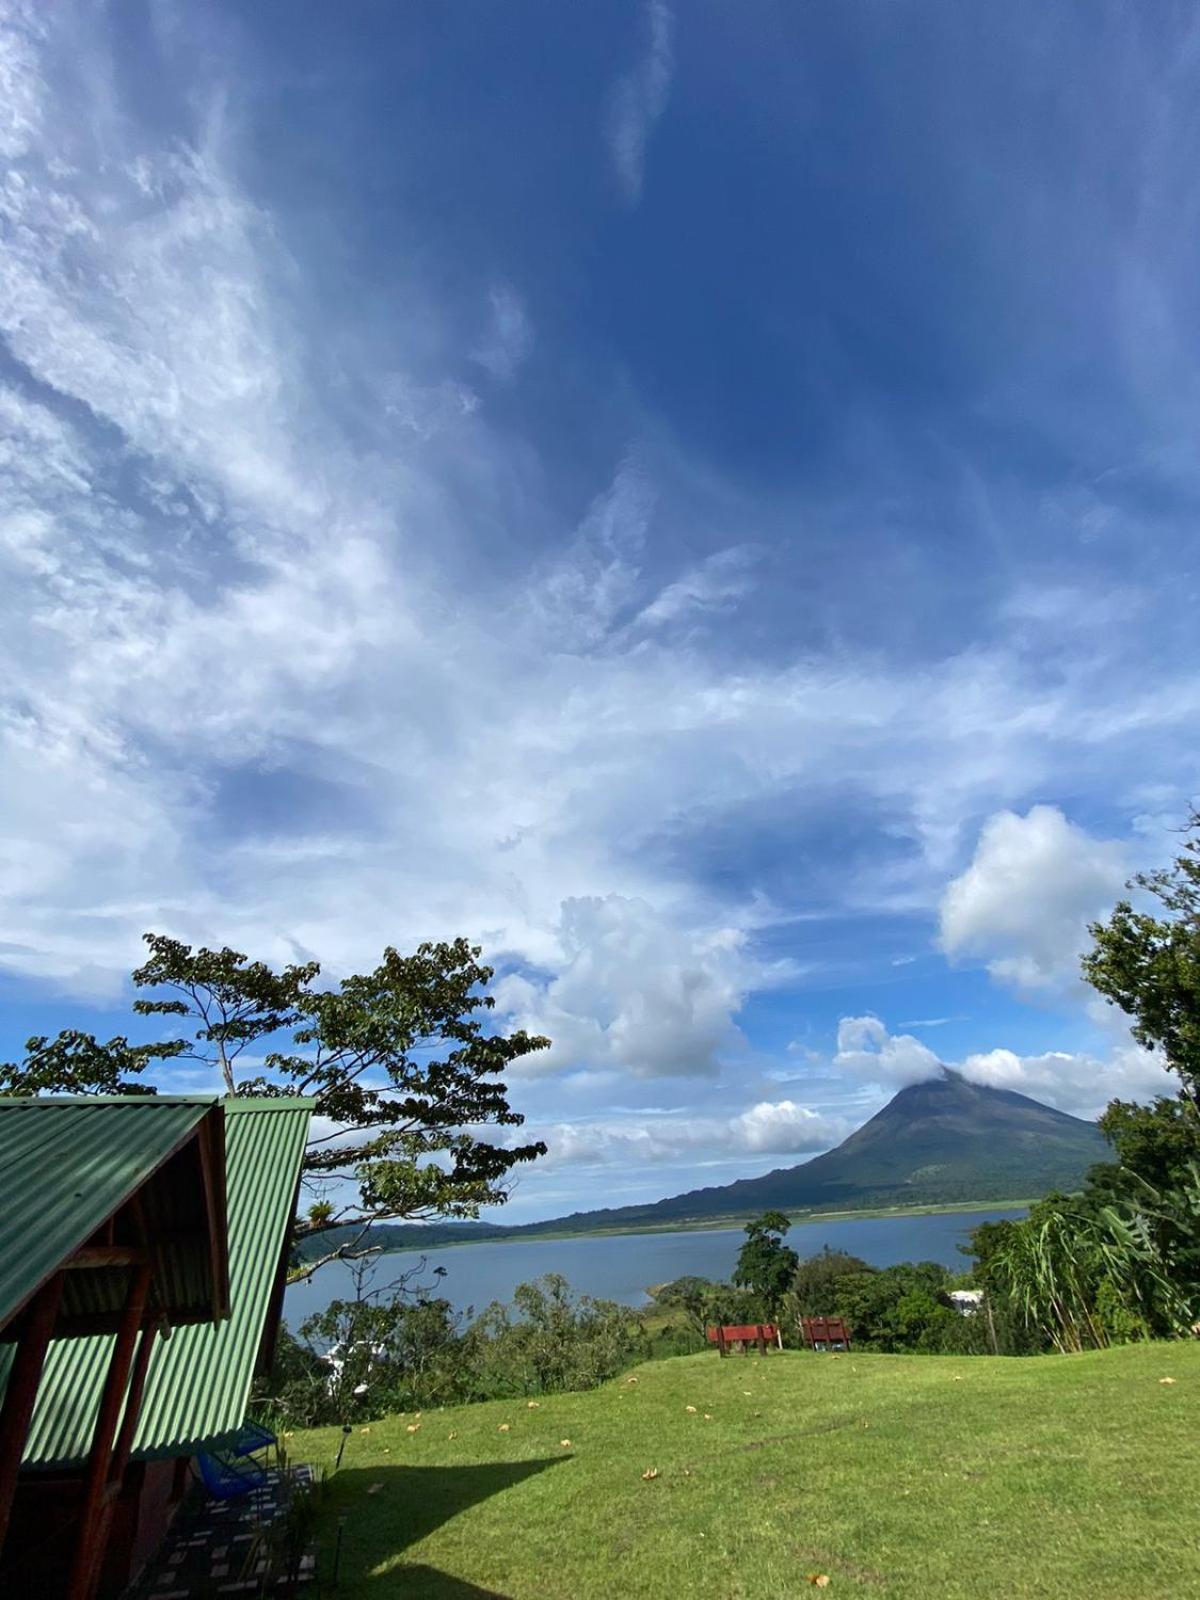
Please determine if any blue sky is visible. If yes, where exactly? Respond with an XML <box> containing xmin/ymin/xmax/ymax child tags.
<box><xmin>1</xmin><ymin>0</ymin><xmax>1196</xmax><ymax>1220</ymax></box>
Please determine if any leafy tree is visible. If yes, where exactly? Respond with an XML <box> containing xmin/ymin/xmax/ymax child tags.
<box><xmin>732</xmin><ymin>1210</ymin><xmax>799</xmax><ymax>1314</ymax></box>
<box><xmin>0</xmin><ymin>933</ymin><xmax>549</xmax><ymax>1272</ymax></box>
<box><xmin>461</xmin><ymin>1274</ymin><xmax>647</xmax><ymax>1399</ymax></box>
<box><xmin>1082</xmin><ymin>809</ymin><xmax>1200</xmax><ymax>1106</ymax></box>
<box><xmin>787</xmin><ymin>1246</ymin><xmax>872</xmax><ymax>1315</ymax></box>
<box><xmin>1092</xmin><ymin>1096</ymin><xmax>1200</xmax><ymax>1194</ymax></box>
<box><xmin>5</xmin><ymin>1029</ymin><xmax>172</xmax><ymax>1095</ymax></box>
<box><xmin>831</xmin><ymin>1261</ymin><xmax>958</xmax><ymax>1352</ymax></box>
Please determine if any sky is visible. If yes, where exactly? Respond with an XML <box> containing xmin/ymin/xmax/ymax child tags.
<box><xmin>1</xmin><ymin>0</ymin><xmax>1198</xmax><ymax>1222</ymax></box>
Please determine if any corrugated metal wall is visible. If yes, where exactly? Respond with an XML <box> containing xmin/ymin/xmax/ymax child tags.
<box><xmin>8</xmin><ymin>1099</ymin><xmax>312</xmax><ymax>1468</ymax></box>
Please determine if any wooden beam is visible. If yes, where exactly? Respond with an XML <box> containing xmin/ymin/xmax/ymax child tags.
<box><xmin>64</xmin><ymin>1263</ymin><xmax>152</xmax><ymax>1600</ymax></box>
<box><xmin>106</xmin><ymin>1315</ymin><xmax>161</xmax><ymax>1498</ymax></box>
<box><xmin>0</xmin><ymin>1272</ymin><xmax>64</xmax><ymax>1558</ymax></box>
<box><xmin>196</xmin><ymin>1104</ymin><xmax>230</xmax><ymax>1321</ymax></box>
<box><xmin>64</xmin><ymin>1246</ymin><xmax>151</xmax><ymax>1270</ymax></box>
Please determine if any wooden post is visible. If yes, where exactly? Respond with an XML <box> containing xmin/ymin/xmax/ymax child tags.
<box><xmin>757</xmin><ymin>1326</ymin><xmax>767</xmax><ymax>1355</ymax></box>
<box><xmin>110</xmin><ymin>1316</ymin><xmax>159</xmax><ymax>1472</ymax></box>
<box><xmin>65</xmin><ymin>1263</ymin><xmax>152</xmax><ymax>1600</ymax></box>
<box><xmin>716</xmin><ymin>1325</ymin><xmax>727</xmax><ymax>1357</ymax></box>
<box><xmin>0</xmin><ymin>1273</ymin><xmax>64</xmax><ymax>1558</ymax></box>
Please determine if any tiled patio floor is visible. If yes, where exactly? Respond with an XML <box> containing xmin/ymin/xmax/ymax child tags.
<box><xmin>129</xmin><ymin>1466</ymin><xmax>318</xmax><ymax>1598</ymax></box>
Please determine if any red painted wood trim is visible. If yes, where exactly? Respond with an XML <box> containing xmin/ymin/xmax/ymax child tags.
<box><xmin>64</xmin><ymin>1263</ymin><xmax>152</xmax><ymax>1600</ymax></box>
<box><xmin>0</xmin><ymin>1272</ymin><xmax>65</xmax><ymax>1558</ymax></box>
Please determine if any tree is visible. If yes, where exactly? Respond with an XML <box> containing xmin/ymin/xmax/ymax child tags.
<box><xmin>830</xmin><ymin>1261</ymin><xmax>958</xmax><ymax>1353</ymax></box>
<box><xmin>1082</xmin><ymin>809</ymin><xmax>1200</xmax><ymax>1106</ymax></box>
<box><xmin>732</xmin><ymin>1210</ymin><xmax>799</xmax><ymax>1314</ymax></box>
<box><xmin>787</xmin><ymin>1246</ymin><xmax>872</xmax><ymax>1315</ymax></box>
<box><xmin>0</xmin><ymin>933</ymin><xmax>549</xmax><ymax>1272</ymax></box>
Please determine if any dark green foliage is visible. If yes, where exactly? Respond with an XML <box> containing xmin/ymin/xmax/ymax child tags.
<box><xmin>1</xmin><ymin>932</ymin><xmax>549</xmax><ymax>1269</ymax></box>
<box><xmin>257</xmin><ymin>1273</ymin><xmax>650</xmax><ymax>1429</ymax></box>
<box><xmin>0</xmin><ymin>1029</ymin><xmax>177</xmax><ymax>1096</ymax></box>
<box><xmin>732</xmin><ymin>1211</ymin><xmax>799</xmax><ymax>1313</ymax></box>
<box><xmin>965</xmin><ymin>814</ymin><xmax>1200</xmax><ymax>1353</ymax></box>
<box><xmin>1083</xmin><ymin>809</ymin><xmax>1200</xmax><ymax>1104</ymax></box>
<box><xmin>1095</xmin><ymin>1095</ymin><xmax>1200</xmax><ymax>1193</ymax></box>
<box><xmin>785</xmin><ymin>1246</ymin><xmax>872</xmax><ymax>1315</ymax></box>
<box><xmin>646</xmin><ymin>1275</ymin><xmax>764</xmax><ymax>1340</ymax></box>
<box><xmin>461</xmin><ymin>1274</ymin><xmax>647</xmax><ymax>1400</ymax></box>
<box><xmin>251</xmin><ymin>1324</ymin><xmax>335</xmax><ymax>1431</ymax></box>
<box><xmin>827</xmin><ymin>1261</ymin><xmax>960</xmax><ymax>1353</ymax></box>
<box><xmin>648</xmin><ymin>1275</ymin><xmax>716</xmax><ymax>1309</ymax></box>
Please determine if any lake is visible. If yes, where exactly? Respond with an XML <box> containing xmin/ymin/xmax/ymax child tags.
<box><xmin>284</xmin><ymin>1206</ymin><xmax>1026</xmax><ymax>1327</ymax></box>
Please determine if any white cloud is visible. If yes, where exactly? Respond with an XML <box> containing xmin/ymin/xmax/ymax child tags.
<box><xmin>1</xmin><ymin>3</ymin><xmax>1199</xmax><ymax>1131</ymax></box>
<box><xmin>729</xmin><ymin>1099</ymin><xmax>846</xmax><ymax>1155</ymax></box>
<box><xmin>471</xmin><ymin>283</ymin><xmax>533</xmax><ymax>382</ymax></box>
<box><xmin>959</xmin><ymin>1042</ymin><xmax>1171</xmax><ymax>1120</ymax></box>
<box><xmin>524</xmin><ymin>1097</ymin><xmax>848</xmax><ymax>1170</ymax></box>
<box><xmin>827</xmin><ymin>1014</ymin><xmax>1171</xmax><ymax>1119</ymax></box>
<box><xmin>605</xmin><ymin>0</ymin><xmax>674</xmax><ymax>205</ymax></box>
<box><xmin>833</xmin><ymin>1015</ymin><xmax>942</xmax><ymax>1088</ymax></box>
<box><xmin>382</xmin><ymin>376</ymin><xmax>480</xmax><ymax>438</ymax></box>
<box><xmin>939</xmin><ymin>806</ymin><xmax>1128</xmax><ymax>992</ymax></box>
<box><xmin>631</xmin><ymin>546</ymin><xmax>757</xmax><ymax>632</ymax></box>
<box><xmin>495</xmin><ymin>895</ymin><xmax>751</xmax><ymax>1079</ymax></box>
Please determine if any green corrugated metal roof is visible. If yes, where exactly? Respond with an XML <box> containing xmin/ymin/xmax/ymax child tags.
<box><xmin>1</xmin><ymin>1098</ymin><xmax>313</xmax><ymax>1468</ymax></box>
<box><xmin>0</xmin><ymin>1097</ymin><xmax>218</xmax><ymax>1334</ymax></box>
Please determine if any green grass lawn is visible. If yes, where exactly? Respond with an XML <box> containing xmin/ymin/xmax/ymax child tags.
<box><xmin>293</xmin><ymin>1342</ymin><xmax>1200</xmax><ymax>1599</ymax></box>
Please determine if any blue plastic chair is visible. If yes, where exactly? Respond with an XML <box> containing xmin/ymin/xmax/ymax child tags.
<box><xmin>197</xmin><ymin>1447</ymin><xmax>268</xmax><ymax>1500</ymax></box>
<box><xmin>231</xmin><ymin>1419</ymin><xmax>278</xmax><ymax>1459</ymax></box>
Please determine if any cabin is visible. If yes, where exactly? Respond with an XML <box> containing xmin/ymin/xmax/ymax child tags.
<box><xmin>0</xmin><ymin>1094</ymin><xmax>312</xmax><ymax>1599</ymax></box>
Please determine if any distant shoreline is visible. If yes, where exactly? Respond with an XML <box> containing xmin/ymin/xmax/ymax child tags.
<box><xmin>359</xmin><ymin>1198</ymin><xmax>1034</xmax><ymax>1256</ymax></box>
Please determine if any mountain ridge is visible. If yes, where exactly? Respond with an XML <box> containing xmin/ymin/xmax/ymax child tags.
<box><xmin>294</xmin><ymin>1069</ymin><xmax>1110</xmax><ymax>1260</ymax></box>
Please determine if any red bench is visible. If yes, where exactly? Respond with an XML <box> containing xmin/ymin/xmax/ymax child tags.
<box><xmin>705</xmin><ymin>1322</ymin><xmax>780</xmax><ymax>1355</ymax></box>
<box><xmin>799</xmin><ymin>1315</ymin><xmax>851</xmax><ymax>1351</ymax></box>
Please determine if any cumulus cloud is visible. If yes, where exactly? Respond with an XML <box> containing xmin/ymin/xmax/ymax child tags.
<box><xmin>833</xmin><ymin>1015</ymin><xmax>942</xmax><ymax>1088</ymax></box>
<box><xmin>606</xmin><ymin>0</ymin><xmax>674</xmax><ymax>205</ymax></box>
<box><xmin>958</xmin><ymin>1042</ymin><xmax>1171</xmax><ymax>1120</ymax></box>
<box><xmin>729</xmin><ymin>1099</ymin><xmax>845</xmax><ymax>1154</ymax></box>
<box><xmin>827</xmin><ymin>1014</ymin><xmax>1170</xmax><ymax>1119</ymax></box>
<box><xmin>494</xmin><ymin>895</ymin><xmax>751</xmax><ymax>1079</ymax></box>
<box><xmin>939</xmin><ymin>806</ymin><xmax>1128</xmax><ymax>992</ymax></box>
<box><xmin>524</xmin><ymin>1098</ymin><xmax>848</xmax><ymax>1170</ymax></box>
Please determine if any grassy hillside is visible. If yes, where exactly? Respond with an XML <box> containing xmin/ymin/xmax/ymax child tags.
<box><xmin>293</xmin><ymin>1342</ymin><xmax>1200</xmax><ymax>1599</ymax></box>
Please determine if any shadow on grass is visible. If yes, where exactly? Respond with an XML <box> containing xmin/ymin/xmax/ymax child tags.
<box><xmin>324</xmin><ymin>1458</ymin><xmax>566</xmax><ymax>1598</ymax></box>
<box><xmin>369</xmin><ymin>1563</ymin><xmax>510</xmax><ymax>1599</ymax></box>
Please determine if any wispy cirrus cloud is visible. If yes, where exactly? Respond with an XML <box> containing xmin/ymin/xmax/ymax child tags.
<box><xmin>605</xmin><ymin>0</ymin><xmax>674</xmax><ymax>205</ymax></box>
<box><xmin>471</xmin><ymin>283</ymin><xmax>533</xmax><ymax>382</ymax></box>
<box><xmin>2</xmin><ymin>0</ymin><xmax>1200</xmax><ymax>1224</ymax></box>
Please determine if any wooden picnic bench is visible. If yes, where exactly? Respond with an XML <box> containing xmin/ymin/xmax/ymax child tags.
<box><xmin>705</xmin><ymin>1322</ymin><xmax>781</xmax><ymax>1355</ymax></box>
<box><xmin>799</xmin><ymin>1315</ymin><xmax>851</xmax><ymax>1351</ymax></box>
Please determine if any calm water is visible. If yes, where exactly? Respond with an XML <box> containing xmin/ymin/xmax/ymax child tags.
<box><xmin>284</xmin><ymin>1207</ymin><xmax>1026</xmax><ymax>1327</ymax></box>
